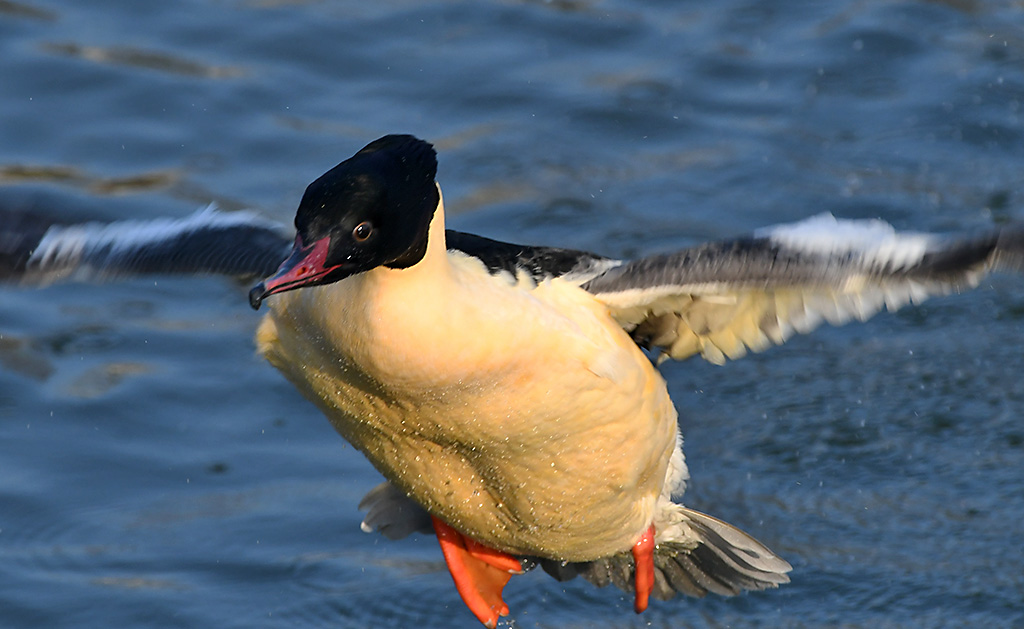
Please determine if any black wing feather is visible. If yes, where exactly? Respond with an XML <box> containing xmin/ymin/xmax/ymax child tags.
<box><xmin>445</xmin><ymin>229</ymin><xmax>617</xmax><ymax>283</ymax></box>
<box><xmin>0</xmin><ymin>205</ymin><xmax>291</xmax><ymax>286</ymax></box>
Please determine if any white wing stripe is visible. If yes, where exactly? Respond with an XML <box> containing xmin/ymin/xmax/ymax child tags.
<box><xmin>756</xmin><ymin>213</ymin><xmax>936</xmax><ymax>270</ymax></box>
<box><xmin>27</xmin><ymin>204</ymin><xmax>278</xmax><ymax>271</ymax></box>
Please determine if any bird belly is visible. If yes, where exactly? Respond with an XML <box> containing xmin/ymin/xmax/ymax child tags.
<box><xmin>255</xmin><ymin>266</ymin><xmax>678</xmax><ymax>561</ymax></box>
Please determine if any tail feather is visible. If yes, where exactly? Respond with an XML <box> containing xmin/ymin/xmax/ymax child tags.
<box><xmin>657</xmin><ymin>555</ymin><xmax>709</xmax><ymax>598</ymax></box>
<box><xmin>682</xmin><ymin>508</ymin><xmax>792</xmax><ymax>583</ymax></box>
<box><xmin>673</xmin><ymin>552</ymin><xmax>740</xmax><ymax>596</ymax></box>
<box><xmin>688</xmin><ymin>543</ymin><xmax>780</xmax><ymax>593</ymax></box>
<box><xmin>557</xmin><ymin>505</ymin><xmax>790</xmax><ymax>600</ymax></box>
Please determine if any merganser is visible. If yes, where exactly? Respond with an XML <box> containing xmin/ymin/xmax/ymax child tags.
<box><xmin>9</xmin><ymin>134</ymin><xmax>1024</xmax><ymax>627</ymax></box>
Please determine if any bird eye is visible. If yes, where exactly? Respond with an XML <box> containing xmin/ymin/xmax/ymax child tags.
<box><xmin>352</xmin><ymin>221</ymin><xmax>373</xmax><ymax>242</ymax></box>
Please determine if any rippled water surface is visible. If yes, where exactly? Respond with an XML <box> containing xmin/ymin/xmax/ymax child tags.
<box><xmin>2</xmin><ymin>1</ymin><xmax>1024</xmax><ymax>627</ymax></box>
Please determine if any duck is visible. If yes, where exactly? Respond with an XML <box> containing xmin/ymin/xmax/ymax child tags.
<box><xmin>246</xmin><ymin>134</ymin><xmax>792</xmax><ymax>626</ymax></box>
<box><xmin>9</xmin><ymin>133</ymin><xmax>1024</xmax><ymax>627</ymax></box>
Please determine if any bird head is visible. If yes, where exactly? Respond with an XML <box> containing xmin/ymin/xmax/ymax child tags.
<box><xmin>249</xmin><ymin>134</ymin><xmax>438</xmax><ymax>310</ymax></box>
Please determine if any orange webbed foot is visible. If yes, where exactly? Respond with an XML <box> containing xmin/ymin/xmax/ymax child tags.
<box><xmin>464</xmin><ymin>535</ymin><xmax>526</xmax><ymax>575</ymax></box>
<box><xmin>431</xmin><ymin>515</ymin><xmax>521</xmax><ymax>628</ymax></box>
<box><xmin>632</xmin><ymin>524</ymin><xmax>656</xmax><ymax>614</ymax></box>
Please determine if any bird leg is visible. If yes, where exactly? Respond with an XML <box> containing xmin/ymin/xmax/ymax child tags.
<box><xmin>632</xmin><ymin>524</ymin><xmax>656</xmax><ymax>613</ymax></box>
<box><xmin>431</xmin><ymin>515</ymin><xmax>523</xmax><ymax>628</ymax></box>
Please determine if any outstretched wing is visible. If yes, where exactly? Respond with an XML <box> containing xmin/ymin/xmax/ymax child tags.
<box><xmin>582</xmin><ymin>214</ymin><xmax>1024</xmax><ymax>364</ymax></box>
<box><xmin>1</xmin><ymin>205</ymin><xmax>291</xmax><ymax>286</ymax></box>
<box><xmin>7</xmin><ymin>204</ymin><xmax>1022</xmax><ymax>366</ymax></box>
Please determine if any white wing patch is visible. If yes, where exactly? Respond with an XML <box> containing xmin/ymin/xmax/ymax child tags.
<box><xmin>27</xmin><ymin>204</ymin><xmax>278</xmax><ymax>275</ymax></box>
<box><xmin>757</xmin><ymin>213</ymin><xmax>935</xmax><ymax>270</ymax></box>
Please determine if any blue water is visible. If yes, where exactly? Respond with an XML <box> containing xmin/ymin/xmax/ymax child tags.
<box><xmin>2</xmin><ymin>1</ymin><xmax>1023</xmax><ymax>627</ymax></box>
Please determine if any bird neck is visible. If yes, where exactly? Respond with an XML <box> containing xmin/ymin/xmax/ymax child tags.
<box><xmin>419</xmin><ymin>183</ymin><xmax>449</xmax><ymax>270</ymax></box>
<box><xmin>364</xmin><ymin>183</ymin><xmax>450</xmax><ymax>289</ymax></box>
